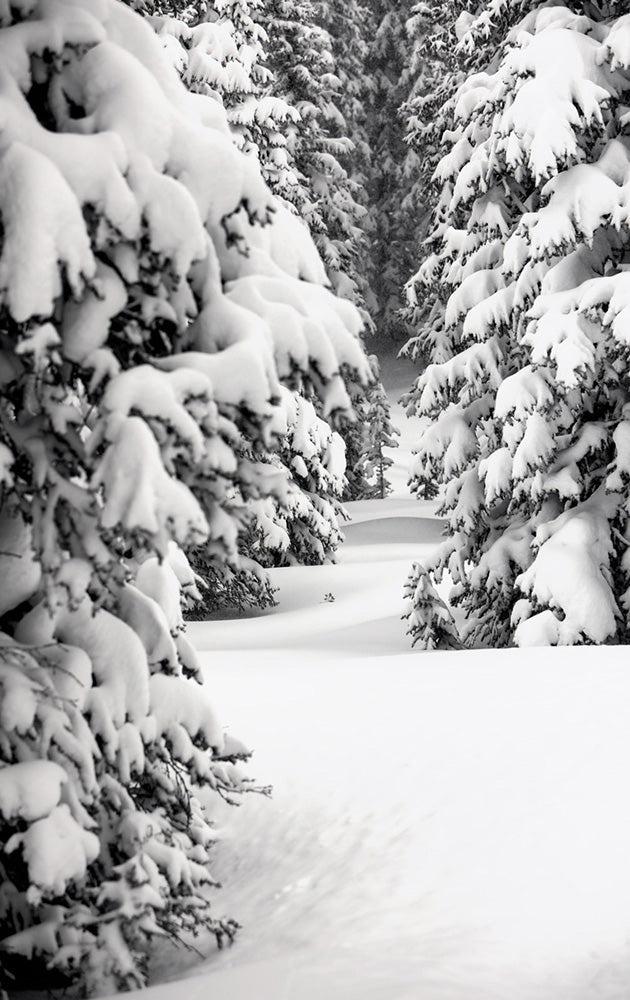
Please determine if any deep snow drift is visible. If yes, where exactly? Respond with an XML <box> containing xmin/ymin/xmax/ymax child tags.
<box><xmin>120</xmin><ymin>349</ymin><xmax>630</xmax><ymax>1000</ymax></box>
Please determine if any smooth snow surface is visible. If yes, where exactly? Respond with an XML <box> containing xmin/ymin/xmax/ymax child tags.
<box><xmin>130</xmin><ymin>349</ymin><xmax>630</xmax><ymax>999</ymax></box>
<box><xmin>159</xmin><ymin>647</ymin><xmax>630</xmax><ymax>1000</ymax></box>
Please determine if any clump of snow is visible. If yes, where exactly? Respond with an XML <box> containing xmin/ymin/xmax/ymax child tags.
<box><xmin>514</xmin><ymin>495</ymin><xmax>619</xmax><ymax>646</ymax></box>
<box><xmin>0</xmin><ymin>142</ymin><xmax>95</xmax><ymax>322</ymax></box>
<box><xmin>91</xmin><ymin>415</ymin><xmax>209</xmax><ymax>546</ymax></box>
<box><xmin>0</xmin><ymin>761</ymin><xmax>67</xmax><ymax>823</ymax></box>
<box><xmin>0</xmin><ymin>512</ymin><xmax>41</xmax><ymax>616</ymax></box>
<box><xmin>6</xmin><ymin>805</ymin><xmax>100</xmax><ymax>897</ymax></box>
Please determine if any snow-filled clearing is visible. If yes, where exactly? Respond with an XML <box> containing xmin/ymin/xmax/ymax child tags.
<box><xmin>138</xmin><ymin>348</ymin><xmax>630</xmax><ymax>1000</ymax></box>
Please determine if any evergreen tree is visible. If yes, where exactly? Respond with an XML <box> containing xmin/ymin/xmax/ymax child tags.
<box><xmin>145</xmin><ymin>0</ymin><xmax>380</xmax><ymax>594</ymax></box>
<box><xmin>406</xmin><ymin>0</ymin><xmax>630</xmax><ymax>647</ymax></box>
<box><xmin>403</xmin><ymin>562</ymin><xmax>463</xmax><ymax>649</ymax></box>
<box><xmin>367</xmin><ymin>376</ymin><xmax>400</xmax><ymax>500</ymax></box>
<box><xmin>311</xmin><ymin>0</ymin><xmax>374</xmax><ymax>316</ymax></box>
<box><xmin>0</xmin><ymin>0</ymin><xmax>370</xmax><ymax>990</ymax></box>
<box><xmin>363</xmin><ymin>0</ymin><xmax>420</xmax><ymax>345</ymax></box>
<box><xmin>155</xmin><ymin>0</ymin><xmax>396</xmax><ymax>508</ymax></box>
<box><xmin>343</xmin><ymin>356</ymin><xmax>399</xmax><ymax>500</ymax></box>
<box><xmin>259</xmin><ymin>0</ymin><xmax>366</xmax><ymax>309</ymax></box>
<box><xmin>400</xmin><ymin>1</ymin><xmax>467</xmax><ymax>367</ymax></box>
<box><xmin>153</xmin><ymin>0</ymin><xmax>301</xmax><ymax>198</ymax></box>
<box><xmin>309</xmin><ymin>0</ymin><xmax>400</xmax><ymax>501</ymax></box>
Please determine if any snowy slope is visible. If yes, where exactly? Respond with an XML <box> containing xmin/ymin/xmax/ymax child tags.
<box><xmin>191</xmin><ymin>496</ymin><xmax>442</xmax><ymax>658</ymax></box>
<box><xmin>154</xmin><ymin>646</ymin><xmax>630</xmax><ymax>1000</ymax></box>
<box><xmin>132</xmin><ymin>348</ymin><xmax>630</xmax><ymax>1000</ymax></box>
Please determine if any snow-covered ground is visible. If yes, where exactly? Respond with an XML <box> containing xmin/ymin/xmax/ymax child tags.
<box><xmin>134</xmin><ymin>348</ymin><xmax>630</xmax><ymax>999</ymax></box>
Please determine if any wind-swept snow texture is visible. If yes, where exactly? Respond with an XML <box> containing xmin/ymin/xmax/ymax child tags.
<box><xmin>94</xmin><ymin>350</ymin><xmax>630</xmax><ymax>1000</ymax></box>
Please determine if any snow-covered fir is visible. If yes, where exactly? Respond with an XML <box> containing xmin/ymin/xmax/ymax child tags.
<box><xmin>0</xmin><ymin>0</ymin><xmax>372</xmax><ymax>989</ymax></box>
<box><xmin>406</xmin><ymin>0</ymin><xmax>630</xmax><ymax>648</ymax></box>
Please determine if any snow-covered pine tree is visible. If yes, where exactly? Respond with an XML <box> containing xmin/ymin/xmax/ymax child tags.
<box><xmin>153</xmin><ymin>0</ymin><xmax>396</xmax><ymax>509</ymax></box>
<box><xmin>363</xmin><ymin>0</ymin><xmax>420</xmax><ymax>345</ymax></box>
<box><xmin>309</xmin><ymin>0</ymin><xmax>374</xmax><ymax>316</ymax></box>
<box><xmin>164</xmin><ymin>0</ymin><xmax>371</xmax><ymax>313</ymax></box>
<box><xmin>343</xmin><ymin>356</ymin><xmax>399</xmax><ymax>500</ymax></box>
<box><xmin>305</xmin><ymin>0</ymin><xmax>401</xmax><ymax>502</ymax></box>
<box><xmin>406</xmin><ymin>1</ymin><xmax>630</xmax><ymax>648</ymax></box>
<box><xmin>145</xmin><ymin>0</ymin><xmax>380</xmax><ymax>592</ymax></box>
<box><xmin>400</xmin><ymin>1</ymin><xmax>467</xmax><ymax>368</ymax></box>
<box><xmin>365</xmin><ymin>371</ymin><xmax>400</xmax><ymax>501</ymax></box>
<box><xmin>262</xmin><ymin>0</ymin><xmax>361</xmax><ymax>300</ymax></box>
<box><xmin>151</xmin><ymin>0</ymin><xmax>302</xmax><ymax>200</ymax></box>
<box><xmin>403</xmin><ymin>562</ymin><xmax>463</xmax><ymax>649</ymax></box>
<box><xmin>0</xmin><ymin>0</ymin><xmax>370</xmax><ymax>990</ymax></box>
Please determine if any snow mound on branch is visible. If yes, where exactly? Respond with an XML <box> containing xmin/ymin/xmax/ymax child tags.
<box><xmin>514</xmin><ymin>496</ymin><xmax>619</xmax><ymax>646</ymax></box>
<box><xmin>6</xmin><ymin>805</ymin><xmax>100</xmax><ymax>897</ymax></box>
<box><xmin>0</xmin><ymin>141</ymin><xmax>95</xmax><ymax>322</ymax></box>
<box><xmin>0</xmin><ymin>761</ymin><xmax>67</xmax><ymax>824</ymax></box>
